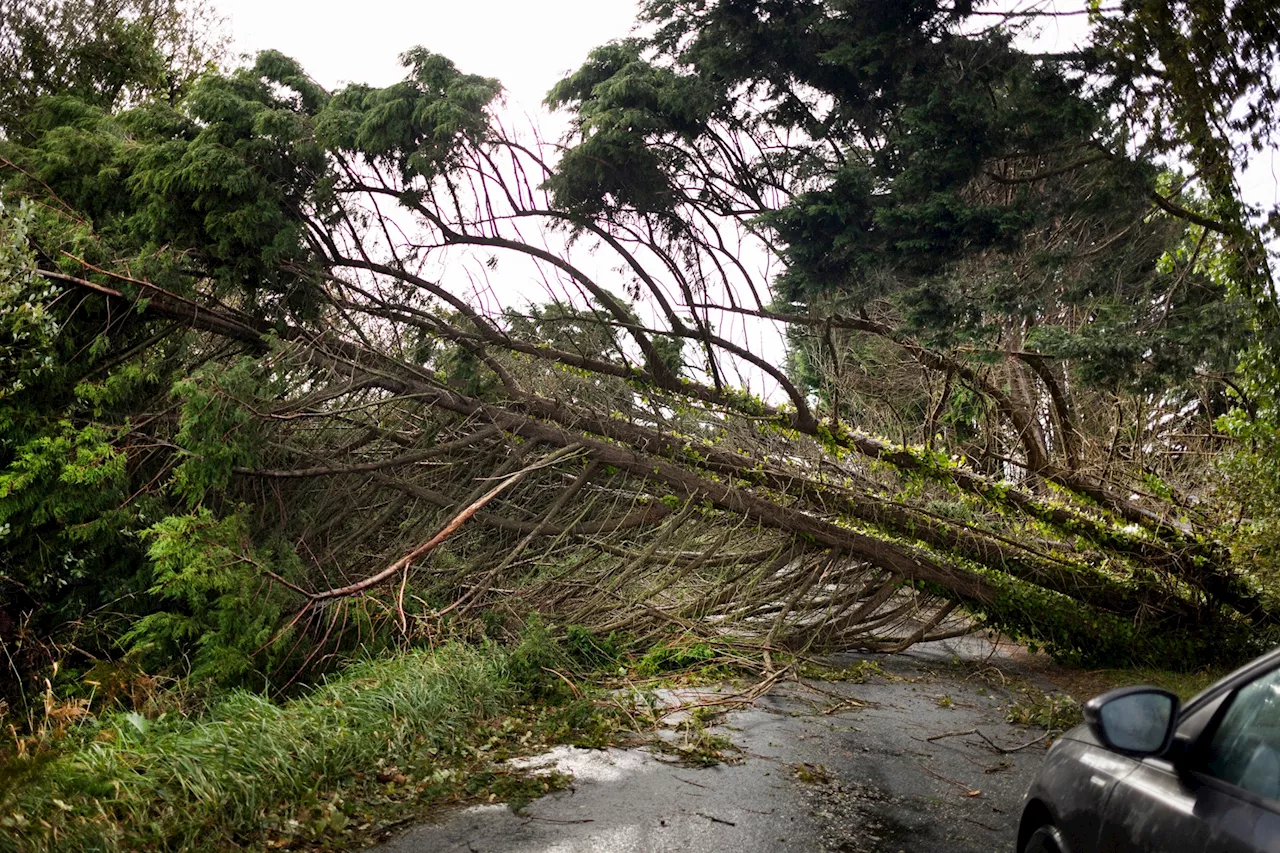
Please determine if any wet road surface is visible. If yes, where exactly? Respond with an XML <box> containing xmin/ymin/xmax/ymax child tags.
<box><xmin>375</xmin><ymin>637</ymin><xmax>1059</xmax><ymax>852</ymax></box>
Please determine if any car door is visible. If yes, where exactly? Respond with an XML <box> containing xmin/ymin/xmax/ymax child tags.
<box><xmin>1187</xmin><ymin>664</ymin><xmax>1280</xmax><ymax>853</ymax></box>
<box><xmin>1030</xmin><ymin>734</ymin><xmax>1144</xmax><ymax>852</ymax></box>
<box><xmin>1097</xmin><ymin>660</ymin><xmax>1280</xmax><ymax>853</ymax></box>
<box><xmin>1095</xmin><ymin>747</ymin><xmax>1211</xmax><ymax>852</ymax></box>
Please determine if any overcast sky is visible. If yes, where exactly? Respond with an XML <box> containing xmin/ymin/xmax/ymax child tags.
<box><xmin>213</xmin><ymin>0</ymin><xmax>641</xmax><ymax>114</ymax></box>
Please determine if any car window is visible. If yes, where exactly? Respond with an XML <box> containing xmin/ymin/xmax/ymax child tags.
<box><xmin>1204</xmin><ymin>666</ymin><xmax>1280</xmax><ymax>802</ymax></box>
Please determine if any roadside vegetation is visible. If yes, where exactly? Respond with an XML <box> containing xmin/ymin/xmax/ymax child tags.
<box><xmin>0</xmin><ymin>623</ymin><xmax>763</xmax><ymax>853</ymax></box>
<box><xmin>2</xmin><ymin>632</ymin><xmax>575</xmax><ymax>851</ymax></box>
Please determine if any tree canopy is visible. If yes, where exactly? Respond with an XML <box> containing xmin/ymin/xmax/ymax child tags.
<box><xmin>3</xmin><ymin>0</ymin><xmax>1280</xmax><ymax>712</ymax></box>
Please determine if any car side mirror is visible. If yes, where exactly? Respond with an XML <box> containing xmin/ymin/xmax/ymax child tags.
<box><xmin>1084</xmin><ymin>686</ymin><xmax>1180</xmax><ymax>757</ymax></box>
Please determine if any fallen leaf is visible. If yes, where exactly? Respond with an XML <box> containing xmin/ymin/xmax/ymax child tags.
<box><xmin>376</xmin><ymin>766</ymin><xmax>406</xmax><ymax>784</ymax></box>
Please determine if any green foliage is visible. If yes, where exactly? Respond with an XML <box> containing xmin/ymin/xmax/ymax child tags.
<box><xmin>654</xmin><ymin>717</ymin><xmax>739</xmax><ymax>767</ymax></box>
<box><xmin>318</xmin><ymin>48</ymin><xmax>500</xmax><ymax>181</ymax></box>
<box><xmin>0</xmin><ymin>201</ymin><xmax>59</xmax><ymax>398</ymax></box>
<box><xmin>1218</xmin><ymin>410</ymin><xmax>1280</xmax><ymax>584</ymax></box>
<box><xmin>0</xmin><ymin>414</ymin><xmax>139</xmax><ymax>628</ymax></box>
<box><xmin>122</xmin><ymin>508</ymin><xmax>300</xmax><ymax>688</ymax></box>
<box><xmin>799</xmin><ymin>658</ymin><xmax>886</xmax><ymax>683</ymax></box>
<box><xmin>1005</xmin><ymin>689</ymin><xmax>1082</xmax><ymax>731</ymax></box>
<box><xmin>8</xmin><ymin>54</ymin><xmax>328</xmax><ymax>317</ymax></box>
<box><xmin>974</xmin><ymin>564</ymin><xmax>1260</xmax><ymax>670</ymax></box>
<box><xmin>0</xmin><ymin>204</ymin><xmax>183</xmax><ymax>697</ymax></box>
<box><xmin>545</xmin><ymin>39</ymin><xmax>713</xmax><ymax>216</ymax></box>
<box><xmin>635</xmin><ymin>640</ymin><xmax>715</xmax><ymax>676</ymax></box>
<box><xmin>564</xmin><ymin>625</ymin><xmax>626</xmax><ymax>668</ymax></box>
<box><xmin>0</xmin><ymin>0</ymin><xmax>226</xmax><ymax>143</ymax></box>
<box><xmin>501</xmin><ymin>617</ymin><xmax>575</xmax><ymax>701</ymax></box>
<box><xmin>1090</xmin><ymin>0</ymin><xmax>1280</xmax><ymax>214</ymax></box>
<box><xmin>168</xmin><ymin>359</ymin><xmax>270</xmax><ymax>507</ymax></box>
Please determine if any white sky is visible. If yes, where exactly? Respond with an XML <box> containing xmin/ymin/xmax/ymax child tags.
<box><xmin>213</xmin><ymin>0</ymin><xmax>642</xmax><ymax>114</ymax></box>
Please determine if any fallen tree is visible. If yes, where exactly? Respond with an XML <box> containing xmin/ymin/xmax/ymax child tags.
<box><xmin>4</xmin><ymin>0</ymin><xmax>1280</xmax><ymax>705</ymax></box>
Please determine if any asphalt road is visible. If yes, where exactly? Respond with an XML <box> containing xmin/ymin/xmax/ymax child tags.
<box><xmin>374</xmin><ymin>637</ymin><xmax>1058</xmax><ymax>852</ymax></box>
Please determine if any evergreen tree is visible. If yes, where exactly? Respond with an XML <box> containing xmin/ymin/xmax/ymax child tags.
<box><xmin>5</xmin><ymin>0</ymin><xmax>1280</xmax><ymax>716</ymax></box>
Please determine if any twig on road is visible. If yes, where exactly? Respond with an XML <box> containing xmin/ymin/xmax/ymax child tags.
<box><xmin>927</xmin><ymin>727</ymin><xmax>978</xmax><ymax>742</ymax></box>
<box><xmin>920</xmin><ymin>762</ymin><xmax>979</xmax><ymax>795</ymax></box>
<box><xmin>822</xmin><ymin>697</ymin><xmax>870</xmax><ymax>715</ymax></box>
<box><xmin>976</xmin><ymin>729</ymin><xmax>1053</xmax><ymax>753</ymax></box>
<box><xmin>924</xmin><ymin>726</ymin><xmax>1053</xmax><ymax>753</ymax></box>
<box><xmin>696</xmin><ymin>812</ymin><xmax>737</xmax><ymax>826</ymax></box>
<box><xmin>675</xmin><ymin>776</ymin><xmax>709</xmax><ymax>788</ymax></box>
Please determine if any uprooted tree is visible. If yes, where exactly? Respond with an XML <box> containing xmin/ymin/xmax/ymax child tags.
<box><xmin>4</xmin><ymin>0</ymin><xmax>1280</xmax><ymax>703</ymax></box>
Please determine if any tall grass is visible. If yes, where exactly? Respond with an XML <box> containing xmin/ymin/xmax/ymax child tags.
<box><xmin>0</xmin><ymin>644</ymin><xmax>534</xmax><ymax>852</ymax></box>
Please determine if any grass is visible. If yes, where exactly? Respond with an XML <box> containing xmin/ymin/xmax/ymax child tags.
<box><xmin>1019</xmin><ymin>659</ymin><xmax>1234</xmax><ymax>710</ymax></box>
<box><xmin>0</xmin><ymin>626</ymin><xmax>766</xmax><ymax>852</ymax></box>
<box><xmin>1085</xmin><ymin>666</ymin><xmax>1231</xmax><ymax>701</ymax></box>
<box><xmin>0</xmin><ymin>639</ymin><xmax>616</xmax><ymax>853</ymax></box>
<box><xmin>999</xmin><ymin>664</ymin><xmax>1234</xmax><ymax>734</ymax></box>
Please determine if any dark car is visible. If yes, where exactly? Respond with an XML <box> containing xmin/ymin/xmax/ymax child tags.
<box><xmin>1017</xmin><ymin>646</ymin><xmax>1280</xmax><ymax>852</ymax></box>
